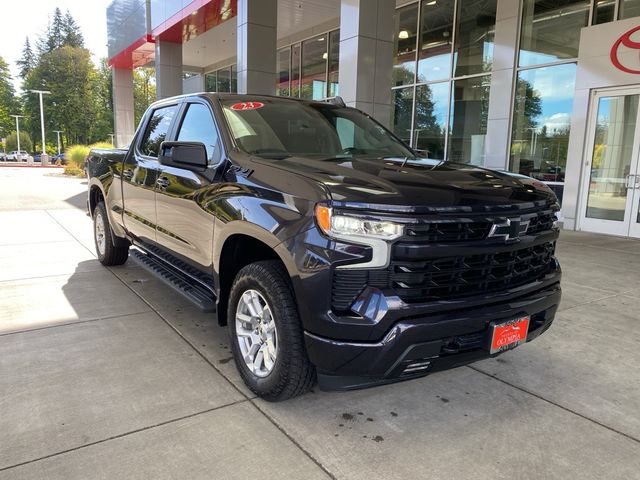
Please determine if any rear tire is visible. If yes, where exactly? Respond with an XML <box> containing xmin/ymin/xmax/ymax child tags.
<box><xmin>93</xmin><ymin>201</ymin><xmax>129</xmax><ymax>266</ymax></box>
<box><xmin>228</xmin><ymin>260</ymin><xmax>315</xmax><ymax>401</ymax></box>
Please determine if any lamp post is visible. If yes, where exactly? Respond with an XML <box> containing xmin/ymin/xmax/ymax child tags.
<box><xmin>10</xmin><ymin>115</ymin><xmax>24</xmax><ymax>159</ymax></box>
<box><xmin>29</xmin><ymin>90</ymin><xmax>51</xmax><ymax>163</ymax></box>
<box><xmin>53</xmin><ymin>130</ymin><xmax>63</xmax><ymax>156</ymax></box>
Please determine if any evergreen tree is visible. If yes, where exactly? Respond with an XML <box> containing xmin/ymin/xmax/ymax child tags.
<box><xmin>62</xmin><ymin>10</ymin><xmax>84</xmax><ymax>48</ymax></box>
<box><xmin>36</xmin><ymin>8</ymin><xmax>64</xmax><ymax>54</ymax></box>
<box><xmin>16</xmin><ymin>38</ymin><xmax>36</xmax><ymax>79</ymax></box>
<box><xmin>27</xmin><ymin>46</ymin><xmax>96</xmax><ymax>145</ymax></box>
<box><xmin>48</xmin><ymin>8</ymin><xmax>65</xmax><ymax>51</ymax></box>
<box><xmin>23</xmin><ymin>8</ymin><xmax>95</xmax><ymax>146</ymax></box>
<box><xmin>0</xmin><ymin>56</ymin><xmax>20</xmax><ymax>135</ymax></box>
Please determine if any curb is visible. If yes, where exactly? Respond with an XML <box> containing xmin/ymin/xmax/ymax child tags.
<box><xmin>0</xmin><ymin>163</ymin><xmax>64</xmax><ymax>169</ymax></box>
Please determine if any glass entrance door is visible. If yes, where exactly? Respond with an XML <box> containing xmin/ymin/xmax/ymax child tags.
<box><xmin>580</xmin><ymin>88</ymin><xmax>640</xmax><ymax>238</ymax></box>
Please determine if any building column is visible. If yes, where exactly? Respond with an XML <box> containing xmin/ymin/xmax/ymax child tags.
<box><xmin>236</xmin><ymin>0</ymin><xmax>277</xmax><ymax>95</ymax></box>
<box><xmin>112</xmin><ymin>68</ymin><xmax>135</xmax><ymax>148</ymax></box>
<box><xmin>155</xmin><ymin>40</ymin><xmax>183</xmax><ymax>99</ymax></box>
<box><xmin>338</xmin><ymin>0</ymin><xmax>394</xmax><ymax>124</ymax></box>
<box><xmin>483</xmin><ymin>0</ymin><xmax>521</xmax><ymax>170</ymax></box>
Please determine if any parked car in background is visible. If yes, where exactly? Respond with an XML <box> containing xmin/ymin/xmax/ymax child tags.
<box><xmin>53</xmin><ymin>153</ymin><xmax>67</xmax><ymax>165</ymax></box>
<box><xmin>7</xmin><ymin>151</ymin><xmax>29</xmax><ymax>161</ymax></box>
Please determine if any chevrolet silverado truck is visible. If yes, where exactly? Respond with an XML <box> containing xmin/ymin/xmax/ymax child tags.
<box><xmin>86</xmin><ymin>93</ymin><xmax>561</xmax><ymax>401</ymax></box>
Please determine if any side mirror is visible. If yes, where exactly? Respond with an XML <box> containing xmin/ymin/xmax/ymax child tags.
<box><xmin>159</xmin><ymin>141</ymin><xmax>208</xmax><ymax>169</ymax></box>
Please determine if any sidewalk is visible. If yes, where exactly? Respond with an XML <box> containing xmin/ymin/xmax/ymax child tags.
<box><xmin>0</xmin><ymin>167</ymin><xmax>638</xmax><ymax>479</ymax></box>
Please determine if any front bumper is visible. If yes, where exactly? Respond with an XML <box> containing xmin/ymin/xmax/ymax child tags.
<box><xmin>305</xmin><ymin>282</ymin><xmax>561</xmax><ymax>391</ymax></box>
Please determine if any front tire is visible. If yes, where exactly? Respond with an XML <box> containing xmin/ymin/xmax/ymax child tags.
<box><xmin>228</xmin><ymin>260</ymin><xmax>315</xmax><ymax>401</ymax></box>
<box><xmin>93</xmin><ymin>201</ymin><xmax>129</xmax><ymax>266</ymax></box>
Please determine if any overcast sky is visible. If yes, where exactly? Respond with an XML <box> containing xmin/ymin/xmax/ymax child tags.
<box><xmin>3</xmin><ymin>0</ymin><xmax>112</xmax><ymax>91</ymax></box>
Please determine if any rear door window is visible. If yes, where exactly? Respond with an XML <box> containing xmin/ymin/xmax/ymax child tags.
<box><xmin>139</xmin><ymin>105</ymin><xmax>178</xmax><ymax>157</ymax></box>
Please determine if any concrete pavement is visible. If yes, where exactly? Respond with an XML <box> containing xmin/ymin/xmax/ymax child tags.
<box><xmin>0</xmin><ymin>167</ymin><xmax>638</xmax><ymax>479</ymax></box>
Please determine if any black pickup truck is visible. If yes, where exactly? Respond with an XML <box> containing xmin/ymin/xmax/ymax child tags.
<box><xmin>86</xmin><ymin>93</ymin><xmax>561</xmax><ymax>401</ymax></box>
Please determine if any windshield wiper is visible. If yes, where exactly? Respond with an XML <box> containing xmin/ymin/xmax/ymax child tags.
<box><xmin>249</xmin><ymin>148</ymin><xmax>292</xmax><ymax>160</ymax></box>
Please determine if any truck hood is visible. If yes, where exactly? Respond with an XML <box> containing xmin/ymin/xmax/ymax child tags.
<box><xmin>263</xmin><ymin>156</ymin><xmax>557</xmax><ymax>213</ymax></box>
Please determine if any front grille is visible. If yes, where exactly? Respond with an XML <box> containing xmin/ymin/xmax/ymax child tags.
<box><xmin>525</xmin><ymin>210</ymin><xmax>556</xmax><ymax>235</ymax></box>
<box><xmin>391</xmin><ymin>242</ymin><xmax>555</xmax><ymax>302</ymax></box>
<box><xmin>400</xmin><ymin>209</ymin><xmax>557</xmax><ymax>244</ymax></box>
<box><xmin>331</xmin><ymin>242</ymin><xmax>556</xmax><ymax>310</ymax></box>
<box><xmin>405</xmin><ymin>221</ymin><xmax>491</xmax><ymax>242</ymax></box>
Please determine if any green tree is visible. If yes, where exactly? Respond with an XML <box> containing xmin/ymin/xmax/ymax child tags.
<box><xmin>16</xmin><ymin>38</ymin><xmax>36</xmax><ymax>79</ymax></box>
<box><xmin>0</xmin><ymin>56</ymin><xmax>20</xmax><ymax>135</ymax></box>
<box><xmin>6</xmin><ymin>131</ymin><xmax>33</xmax><ymax>153</ymax></box>
<box><xmin>510</xmin><ymin>78</ymin><xmax>544</xmax><ymax>174</ymax></box>
<box><xmin>24</xmin><ymin>46</ymin><xmax>96</xmax><ymax>145</ymax></box>
<box><xmin>36</xmin><ymin>7</ymin><xmax>64</xmax><ymax>54</ymax></box>
<box><xmin>414</xmin><ymin>85</ymin><xmax>445</xmax><ymax>158</ymax></box>
<box><xmin>90</xmin><ymin>59</ymin><xmax>114</xmax><ymax>143</ymax></box>
<box><xmin>512</xmin><ymin>78</ymin><xmax>543</xmax><ymax>139</ymax></box>
<box><xmin>134</xmin><ymin>67</ymin><xmax>156</xmax><ymax>126</ymax></box>
<box><xmin>62</xmin><ymin>10</ymin><xmax>84</xmax><ymax>48</ymax></box>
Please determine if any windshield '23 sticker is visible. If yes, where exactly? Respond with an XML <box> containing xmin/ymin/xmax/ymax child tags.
<box><xmin>230</xmin><ymin>102</ymin><xmax>265</xmax><ymax>111</ymax></box>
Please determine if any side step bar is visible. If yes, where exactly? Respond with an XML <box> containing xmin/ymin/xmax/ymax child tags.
<box><xmin>130</xmin><ymin>249</ymin><xmax>216</xmax><ymax>313</ymax></box>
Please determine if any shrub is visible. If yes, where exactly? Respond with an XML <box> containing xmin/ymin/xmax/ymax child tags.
<box><xmin>90</xmin><ymin>141</ymin><xmax>114</xmax><ymax>150</ymax></box>
<box><xmin>65</xmin><ymin>144</ymin><xmax>90</xmax><ymax>168</ymax></box>
<box><xmin>64</xmin><ymin>165</ymin><xmax>85</xmax><ymax>177</ymax></box>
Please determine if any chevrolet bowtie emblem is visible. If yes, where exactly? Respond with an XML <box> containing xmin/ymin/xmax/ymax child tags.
<box><xmin>488</xmin><ymin>218</ymin><xmax>530</xmax><ymax>241</ymax></box>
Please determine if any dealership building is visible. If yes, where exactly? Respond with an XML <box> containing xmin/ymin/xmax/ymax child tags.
<box><xmin>107</xmin><ymin>0</ymin><xmax>640</xmax><ymax>238</ymax></box>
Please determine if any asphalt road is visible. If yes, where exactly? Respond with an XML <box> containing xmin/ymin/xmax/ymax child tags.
<box><xmin>1</xmin><ymin>166</ymin><xmax>639</xmax><ymax>479</ymax></box>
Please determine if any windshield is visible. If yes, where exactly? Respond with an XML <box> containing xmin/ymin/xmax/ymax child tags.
<box><xmin>220</xmin><ymin>98</ymin><xmax>415</xmax><ymax>160</ymax></box>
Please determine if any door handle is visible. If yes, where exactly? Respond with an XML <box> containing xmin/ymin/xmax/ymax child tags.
<box><xmin>625</xmin><ymin>174</ymin><xmax>640</xmax><ymax>189</ymax></box>
<box><xmin>625</xmin><ymin>174</ymin><xmax>635</xmax><ymax>189</ymax></box>
<box><xmin>155</xmin><ymin>177</ymin><xmax>170</xmax><ymax>189</ymax></box>
<box><xmin>122</xmin><ymin>168</ymin><xmax>134</xmax><ymax>180</ymax></box>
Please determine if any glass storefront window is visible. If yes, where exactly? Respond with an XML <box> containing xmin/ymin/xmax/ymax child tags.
<box><xmin>205</xmin><ymin>72</ymin><xmax>216</xmax><ymax>92</ymax></box>
<box><xmin>391</xmin><ymin>87</ymin><xmax>414</xmax><ymax>145</ymax></box>
<box><xmin>276</xmin><ymin>30</ymin><xmax>338</xmax><ymax>98</ymax></box>
<box><xmin>217</xmin><ymin>67</ymin><xmax>231</xmax><ymax>93</ymax></box>
<box><xmin>449</xmin><ymin>75</ymin><xmax>491</xmax><ymax>164</ymax></box>
<box><xmin>291</xmin><ymin>44</ymin><xmax>301</xmax><ymax>98</ymax></box>
<box><xmin>519</xmin><ymin>0</ymin><xmax>590</xmax><ymax>67</ymax></box>
<box><xmin>277</xmin><ymin>48</ymin><xmax>291</xmax><ymax>96</ymax></box>
<box><xmin>510</xmin><ymin>63</ymin><xmax>577</xmax><ymax>182</ymax></box>
<box><xmin>453</xmin><ymin>0</ymin><xmax>496</xmax><ymax>77</ymax></box>
<box><xmin>300</xmin><ymin>34</ymin><xmax>328</xmax><ymax>100</ymax></box>
<box><xmin>414</xmin><ymin>82</ymin><xmax>450</xmax><ymax>160</ymax></box>
<box><xmin>417</xmin><ymin>0</ymin><xmax>454</xmax><ymax>82</ymax></box>
<box><xmin>328</xmin><ymin>31</ymin><xmax>340</xmax><ymax>97</ymax></box>
<box><xmin>230</xmin><ymin>65</ymin><xmax>237</xmax><ymax>93</ymax></box>
<box><xmin>619</xmin><ymin>0</ymin><xmax>640</xmax><ymax>19</ymax></box>
<box><xmin>593</xmin><ymin>0</ymin><xmax>616</xmax><ymax>24</ymax></box>
<box><xmin>393</xmin><ymin>4</ymin><xmax>419</xmax><ymax>87</ymax></box>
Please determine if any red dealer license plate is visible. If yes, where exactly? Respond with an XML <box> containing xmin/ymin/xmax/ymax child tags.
<box><xmin>489</xmin><ymin>317</ymin><xmax>530</xmax><ymax>354</ymax></box>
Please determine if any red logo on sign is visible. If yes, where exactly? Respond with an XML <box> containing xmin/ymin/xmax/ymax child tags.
<box><xmin>611</xmin><ymin>25</ymin><xmax>640</xmax><ymax>74</ymax></box>
<box><xmin>230</xmin><ymin>101</ymin><xmax>265</xmax><ymax>111</ymax></box>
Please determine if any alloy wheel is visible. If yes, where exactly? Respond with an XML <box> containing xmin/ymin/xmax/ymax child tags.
<box><xmin>235</xmin><ymin>289</ymin><xmax>278</xmax><ymax>377</ymax></box>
